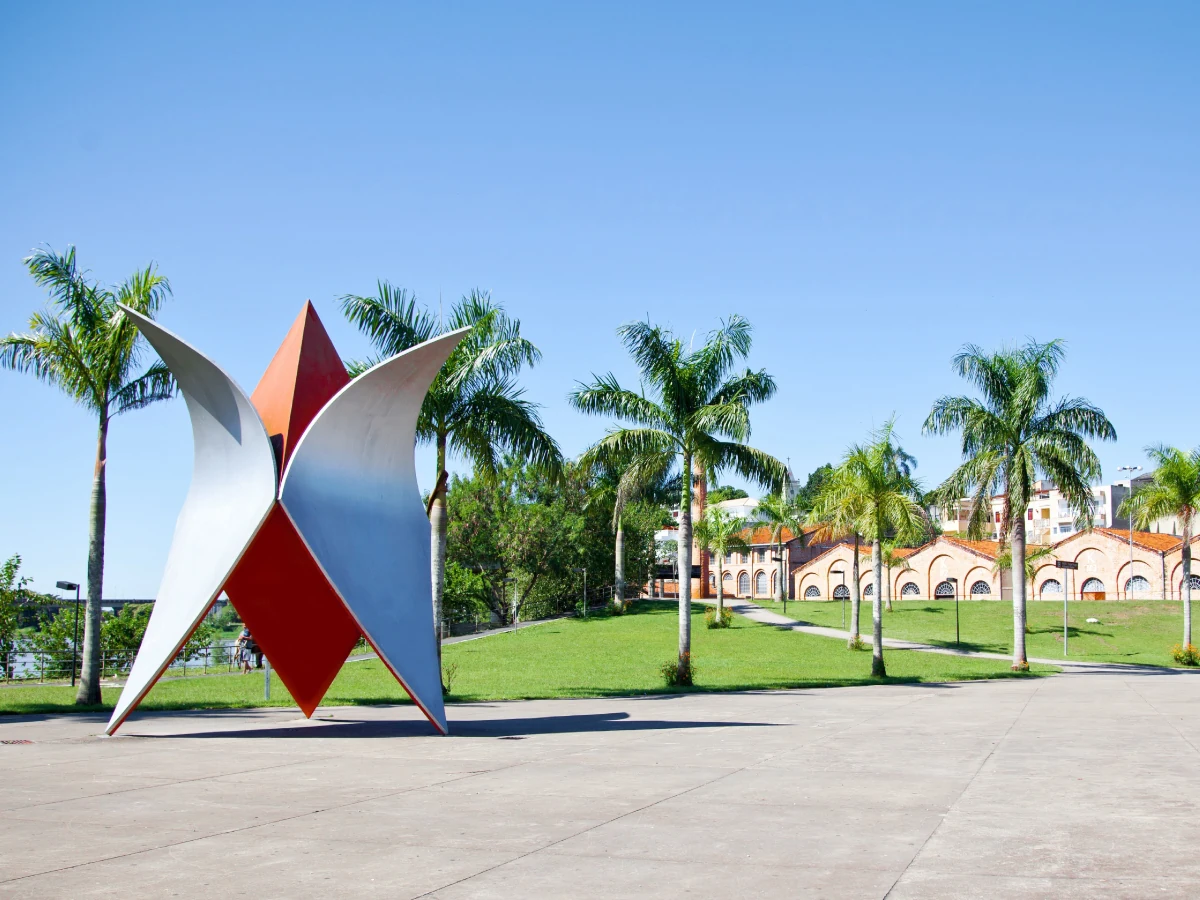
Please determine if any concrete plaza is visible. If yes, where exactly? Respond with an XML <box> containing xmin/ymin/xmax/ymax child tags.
<box><xmin>1</xmin><ymin>668</ymin><xmax>1198</xmax><ymax>898</ymax></box>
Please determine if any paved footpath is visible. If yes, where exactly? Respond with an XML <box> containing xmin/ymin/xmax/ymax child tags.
<box><xmin>2</xmin><ymin>665</ymin><xmax>1199</xmax><ymax>898</ymax></box>
<box><xmin>715</xmin><ymin>598</ymin><xmax>1168</xmax><ymax>671</ymax></box>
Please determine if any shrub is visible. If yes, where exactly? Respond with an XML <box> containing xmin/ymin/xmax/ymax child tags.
<box><xmin>847</xmin><ymin>634</ymin><xmax>867</xmax><ymax>651</ymax></box>
<box><xmin>660</xmin><ymin>653</ymin><xmax>695</xmax><ymax>687</ymax></box>
<box><xmin>442</xmin><ymin>661</ymin><xmax>459</xmax><ymax>695</ymax></box>
<box><xmin>1171</xmin><ymin>643</ymin><xmax>1200</xmax><ymax>666</ymax></box>
<box><xmin>705</xmin><ymin>606</ymin><xmax>732</xmax><ymax>629</ymax></box>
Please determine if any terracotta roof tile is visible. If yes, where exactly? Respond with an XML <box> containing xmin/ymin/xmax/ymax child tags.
<box><xmin>740</xmin><ymin>525</ymin><xmax>797</xmax><ymax>545</ymax></box>
<box><xmin>1093</xmin><ymin>528</ymin><xmax>1182</xmax><ymax>554</ymax></box>
<box><xmin>939</xmin><ymin>535</ymin><xmax>1002</xmax><ymax>559</ymax></box>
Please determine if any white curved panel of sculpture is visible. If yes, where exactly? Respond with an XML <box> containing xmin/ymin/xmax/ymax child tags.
<box><xmin>106</xmin><ymin>308</ymin><xmax>277</xmax><ymax>735</ymax></box>
<box><xmin>280</xmin><ymin>329</ymin><xmax>467</xmax><ymax>735</ymax></box>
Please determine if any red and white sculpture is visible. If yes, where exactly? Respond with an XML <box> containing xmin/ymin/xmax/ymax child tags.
<box><xmin>105</xmin><ymin>303</ymin><xmax>464</xmax><ymax>736</ymax></box>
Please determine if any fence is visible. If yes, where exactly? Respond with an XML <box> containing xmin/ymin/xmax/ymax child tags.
<box><xmin>2</xmin><ymin>643</ymin><xmax>244</xmax><ymax>685</ymax></box>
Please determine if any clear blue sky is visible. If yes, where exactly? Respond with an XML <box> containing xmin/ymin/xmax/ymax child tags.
<box><xmin>2</xmin><ymin>2</ymin><xmax>1196</xmax><ymax>597</ymax></box>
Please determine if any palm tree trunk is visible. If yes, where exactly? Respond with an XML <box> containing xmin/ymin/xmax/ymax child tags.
<box><xmin>693</xmin><ymin>462</ymin><xmax>708</xmax><ymax>598</ymax></box>
<box><xmin>614</xmin><ymin>517</ymin><xmax>625</xmax><ymax>609</ymax></box>
<box><xmin>1011</xmin><ymin>516</ymin><xmax>1029</xmax><ymax>669</ymax></box>
<box><xmin>871</xmin><ymin>538</ymin><xmax>885</xmax><ymax>677</ymax></box>
<box><xmin>716</xmin><ymin>556</ymin><xmax>724</xmax><ymax>618</ymax></box>
<box><xmin>849</xmin><ymin>534</ymin><xmax>861</xmax><ymax>646</ymax></box>
<box><xmin>885</xmin><ymin>562</ymin><xmax>893</xmax><ymax>612</ymax></box>
<box><xmin>776</xmin><ymin>539</ymin><xmax>786</xmax><ymax>603</ymax></box>
<box><xmin>678</xmin><ymin>452</ymin><xmax>693</xmax><ymax>676</ymax></box>
<box><xmin>76</xmin><ymin>416</ymin><xmax>107</xmax><ymax>705</ymax></box>
<box><xmin>1182</xmin><ymin>519</ymin><xmax>1192</xmax><ymax>647</ymax></box>
<box><xmin>429</xmin><ymin>434</ymin><xmax>449</xmax><ymax>682</ymax></box>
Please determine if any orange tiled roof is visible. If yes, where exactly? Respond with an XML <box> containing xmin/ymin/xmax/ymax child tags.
<box><xmin>1093</xmin><ymin>528</ymin><xmax>1182</xmax><ymax>554</ymax></box>
<box><xmin>740</xmin><ymin>525</ymin><xmax>797</xmax><ymax>545</ymax></box>
<box><xmin>940</xmin><ymin>535</ymin><xmax>1003</xmax><ymax>559</ymax></box>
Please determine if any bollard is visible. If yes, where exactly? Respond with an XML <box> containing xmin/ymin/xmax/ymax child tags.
<box><xmin>264</xmin><ymin>657</ymin><xmax>271</xmax><ymax>700</ymax></box>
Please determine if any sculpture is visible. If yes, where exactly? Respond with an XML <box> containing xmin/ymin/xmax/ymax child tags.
<box><xmin>104</xmin><ymin>303</ymin><xmax>464</xmax><ymax>736</ymax></box>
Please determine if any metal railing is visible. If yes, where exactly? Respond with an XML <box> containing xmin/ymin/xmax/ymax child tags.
<box><xmin>2</xmin><ymin>643</ymin><xmax>246</xmax><ymax>685</ymax></box>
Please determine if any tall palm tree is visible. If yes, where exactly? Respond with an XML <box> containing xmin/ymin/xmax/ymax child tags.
<box><xmin>810</xmin><ymin>483</ymin><xmax>866</xmax><ymax>646</ymax></box>
<box><xmin>341</xmin><ymin>284</ymin><xmax>562</xmax><ymax>671</ymax></box>
<box><xmin>1120</xmin><ymin>445</ymin><xmax>1200</xmax><ymax>646</ymax></box>
<box><xmin>924</xmin><ymin>339</ymin><xmax>1116</xmax><ymax>670</ymax></box>
<box><xmin>693</xmin><ymin>506</ymin><xmax>750</xmax><ymax>622</ymax></box>
<box><xmin>814</xmin><ymin>420</ymin><xmax>925</xmax><ymax>676</ymax></box>
<box><xmin>570</xmin><ymin>316</ymin><xmax>786</xmax><ymax>681</ymax></box>
<box><xmin>757</xmin><ymin>492</ymin><xmax>808</xmax><ymax>605</ymax></box>
<box><xmin>0</xmin><ymin>246</ymin><xmax>174</xmax><ymax>704</ymax></box>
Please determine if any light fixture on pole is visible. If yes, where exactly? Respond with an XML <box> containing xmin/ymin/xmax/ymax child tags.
<box><xmin>1055</xmin><ymin>559</ymin><xmax>1079</xmax><ymax>656</ymax></box>
<box><xmin>946</xmin><ymin>577</ymin><xmax>959</xmax><ymax>644</ymax></box>
<box><xmin>55</xmin><ymin>581</ymin><xmax>80</xmax><ymax>687</ymax></box>
<box><xmin>1117</xmin><ymin>466</ymin><xmax>1142</xmax><ymax>598</ymax></box>
<box><xmin>831</xmin><ymin>569</ymin><xmax>846</xmax><ymax>629</ymax></box>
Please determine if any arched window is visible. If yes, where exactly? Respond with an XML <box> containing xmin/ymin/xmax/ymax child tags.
<box><xmin>804</xmin><ymin>585</ymin><xmax>821</xmax><ymax>598</ymax></box>
<box><xmin>754</xmin><ymin>571</ymin><xmax>768</xmax><ymax>595</ymax></box>
<box><xmin>970</xmin><ymin>580</ymin><xmax>991</xmax><ymax>596</ymax></box>
<box><xmin>833</xmin><ymin>584</ymin><xmax>850</xmax><ymax>599</ymax></box>
<box><xmin>1125</xmin><ymin>575</ymin><xmax>1151</xmax><ymax>596</ymax></box>
<box><xmin>722</xmin><ymin>571</ymin><xmax>732</xmax><ymax>583</ymax></box>
<box><xmin>1040</xmin><ymin>579</ymin><xmax>1062</xmax><ymax>598</ymax></box>
<box><xmin>771</xmin><ymin>571</ymin><xmax>778</xmax><ymax>595</ymax></box>
<box><xmin>708</xmin><ymin>574</ymin><xmax>716</xmax><ymax>590</ymax></box>
<box><xmin>738</xmin><ymin>572</ymin><xmax>750</xmax><ymax>596</ymax></box>
<box><xmin>935</xmin><ymin>580</ymin><xmax>955</xmax><ymax>597</ymax></box>
<box><xmin>1081</xmin><ymin>578</ymin><xmax>1105</xmax><ymax>598</ymax></box>
<box><xmin>1187</xmin><ymin>575</ymin><xmax>1200</xmax><ymax>592</ymax></box>
<box><xmin>901</xmin><ymin>582</ymin><xmax>920</xmax><ymax>597</ymax></box>
<box><xmin>863</xmin><ymin>583</ymin><xmax>874</xmax><ymax>597</ymax></box>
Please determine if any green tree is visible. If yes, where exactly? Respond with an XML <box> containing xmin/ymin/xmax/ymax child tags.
<box><xmin>924</xmin><ymin>340</ymin><xmax>1116</xmax><ymax>670</ymax></box>
<box><xmin>1</xmin><ymin>246</ymin><xmax>174</xmax><ymax>703</ymax></box>
<box><xmin>340</xmin><ymin>285</ymin><xmax>563</xmax><ymax>668</ymax></box>
<box><xmin>693</xmin><ymin>506</ymin><xmax>750</xmax><ymax>622</ymax></box>
<box><xmin>707</xmin><ymin>485</ymin><xmax>749</xmax><ymax>503</ymax></box>
<box><xmin>794</xmin><ymin>463</ymin><xmax>833</xmax><ymax>510</ymax></box>
<box><xmin>880</xmin><ymin>542</ymin><xmax>912</xmax><ymax>612</ymax></box>
<box><xmin>1120</xmin><ymin>445</ymin><xmax>1200</xmax><ymax>646</ymax></box>
<box><xmin>757</xmin><ymin>492</ymin><xmax>808</xmax><ymax>604</ymax></box>
<box><xmin>813</xmin><ymin>420</ymin><xmax>926</xmax><ymax>675</ymax></box>
<box><xmin>570</xmin><ymin>315</ymin><xmax>786</xmax><ymax>680</ymax></box>
<box><xmin>0</xmin><ymin>554</ymin><xmax>40</xmax><ymax>677</ymax></box>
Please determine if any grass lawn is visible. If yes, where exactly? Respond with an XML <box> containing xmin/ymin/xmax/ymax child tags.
<box><xmin>759</xmin><ymin>598</ymin><xmax>1196</xmax><ymax>667</ymax></box>
<box><xmin>0</xmin><ymin>601</ymin><xmax>1053</xmax><ymax>717</ymax></box>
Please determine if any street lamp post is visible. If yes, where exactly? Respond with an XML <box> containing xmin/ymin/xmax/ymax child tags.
<box><xmin>1056</xmin><ymin>559</ymin><xmax>1079</xmax><ymax>656</ymax></box>
<box><xmin>55</xmin><ymin>581</ymin><xmax>80</xmax><ymax>687</ymax></box>
<box><xmin>1117</xmin><ymin>466</ymin><xmax>1142</xmax><ymax>599</ymax></box>
<box><xmin>947</xmin><ymin>577</ymin><xmax>959</xmax><ymax>645</ymax></box>
<box><xmin>772</xmin><ymin>552</ymin><xmax>786</xmax><ymax>616</ymax></box>
<box><xmin>832</xmin><ymin>569</ymin><xmax>846</xmax><ymax>629</ymax></box>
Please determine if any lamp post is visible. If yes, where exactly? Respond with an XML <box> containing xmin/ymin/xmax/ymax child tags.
<box><xmin>1117</xmin><ymin>465</ymin><xmax>1142</xmax><ymax>599</ymax></box>
<box><xmin>772</xmin><ymin>552</ymin><xmax>786</xmax><ymax>616</ymax></box>
<box><xmin>55</xmin><ymin>580</ymin><xmax>80</xmax><ymax>687</ymax></box>
<box><xmin>832</xmin><ymin>569</ymin><xmax>846</xmax><ymax>629</ymax></box>
<box><xmin>947</xmin><ymin>577</ymin><xmax>959</xmax><ymax>645</ymax></box>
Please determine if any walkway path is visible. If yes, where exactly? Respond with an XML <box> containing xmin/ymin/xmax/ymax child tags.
<box><xmin>710</xmin><ymin>598</ymin><xmax>1180</xmax><ymax>673</ymax></box>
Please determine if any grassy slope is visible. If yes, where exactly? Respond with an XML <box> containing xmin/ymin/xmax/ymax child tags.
<box><xmin>0</xmin><ymin>602</ymin><xmax>1051</xmax><ymax>716</ymax></box>
<box><xmin>765</xmin><ymin>598</ymin><xmax>1195</xmax><ymax>667</ymax></box>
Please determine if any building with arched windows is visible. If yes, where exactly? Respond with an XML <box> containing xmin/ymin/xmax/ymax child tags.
<box><xmin>789</xmin><ymin>528</ymin><xmax>1200</xmax><ymax>602</ymax></box>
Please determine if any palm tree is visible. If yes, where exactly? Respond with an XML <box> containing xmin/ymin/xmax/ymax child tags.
<box><xmin>693</xmin><ymin>506</ymin><xmax>750</xmax><ymax>622</ymax></box>
<box><xmin>1120</xmin><ymin>445</ymin><xmax>1200</xmax><ymax>646</ymax></box>
<box><xmin>880</xmin><ymin>542</ymin><xmax>913</xmax><ymax>612</ymax></box>
<box><xmin>757</xmin><ymin>492</ymin><xmax>808</xmax><ymax>606</ymax></box>
<box><xmin>341</xmin><ymin>284</ymin><xmax>562</xmax><ymax>671</ymax></box>
<box><xmin>810</xmin><ymin>481</ymin><xmax>865</xmax><ymax>646</ymax></box>
<box><xmin>570</xmin><ymin>316</ymin><xmax>786</xmax><ymax>681</ymax></box>
<box><xmin>924</xmin><ymin>339</ymin><xmax>1116</xmax><ymax>670</ymax></box>
<box><xmin>585</xmin><ymin>452</ymin><xmax>678</xmax><ymax>609</ymax></box>
<box><xmin>0</xmin><ymin>246</ymin><xmax>174</xmax><ymax>704</ymax></box>
<box><xmin>813</xmin><ymin>420</ymin><xmax>925</xmax><ymax>676</ymax></box>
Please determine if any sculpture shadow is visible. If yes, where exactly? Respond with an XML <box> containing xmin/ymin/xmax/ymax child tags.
<box><xmin>129</xmin><ymin>710</ymin><xmax>778</xmax><ymax>740</ymax></box>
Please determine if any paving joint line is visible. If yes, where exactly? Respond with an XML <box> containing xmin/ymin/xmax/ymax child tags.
<box><xmin>881</xmin><ymin>678</ymin><xmax>1043</xmax><ymax>900</ymax></box>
